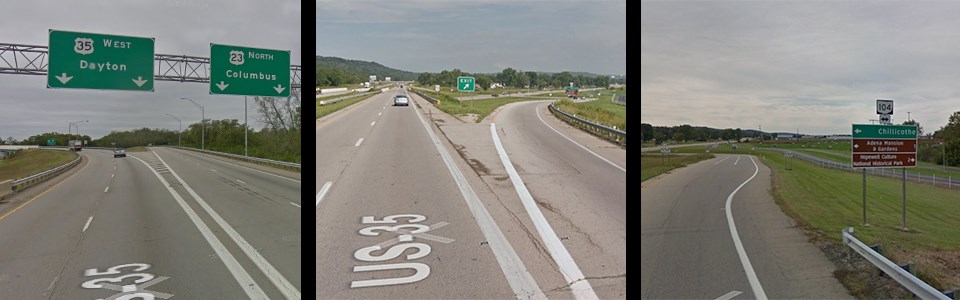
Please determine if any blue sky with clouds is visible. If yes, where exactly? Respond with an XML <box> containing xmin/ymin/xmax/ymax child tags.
<box><xmin>317</xmin><ymin>0</ymin><xmax>626</xmax><ymax>75</ymax></box>
<box><xmin>641</xmin><ymin>1</ymin><xmax>960</xmax><ymax>135</ymax></box>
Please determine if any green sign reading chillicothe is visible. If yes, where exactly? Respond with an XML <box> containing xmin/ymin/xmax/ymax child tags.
<box><xmin>852</xmin><ymin>124</ymin><xmax>918</xmax><ymax>139</ymax></box>
<box><xmin>209</xmin><ymin>43</ymin><xmax>290</xmax><ymax>97</ymax></box>
<box><xmin>47</xmin><ymin>30</ymin><xmax>155</xmax><ymax>91</ymax></box>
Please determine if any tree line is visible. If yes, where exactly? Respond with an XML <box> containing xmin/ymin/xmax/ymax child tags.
<box><xmin>416</xmin><ymin>68</ymin><xmax>617</xmax><ymax>90</ymax></box>
<box><xmin>641</xmin><ymin>124</ymin><xmax>745</xmax><ymax>143</ymax></box>
<box><xmin>11</xmin><ymin>93</ymin><xmax>301</xmax><ymax>164</ymax></box>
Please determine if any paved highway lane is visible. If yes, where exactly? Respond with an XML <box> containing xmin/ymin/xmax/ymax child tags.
<box><xmin>316</xmin><ymin>90</ymin><xmax>538</xmax><ymax>298</ymax></box>
<box><xmin>0</xmin><ymin>148</ymin><xmax>300</xmax><ymax>299</ymax></box>
<box><xmin>489</xmin><ymin>100</ymin><xmax>626</xmax><ymax>298</ymax></box>
<box><xmin>641</xmin><ymin>154</ymin><xmax>851</xmax><ymax>299</ymax></box>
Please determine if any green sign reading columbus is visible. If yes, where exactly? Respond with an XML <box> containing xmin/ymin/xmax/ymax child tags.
<box><xmin>852</xmin><ymin>124</ymin><xmax>918</xmax><ymax>139</ymax></box>
<box><xmin>47</xmin><ymin>30</ymin><xmax>155</xmax><ymax>91</ymax></box>
<box><xmin>209</xmin><ymin>43</ymin><xmax>290</xmax><ymax>97</ymax></box>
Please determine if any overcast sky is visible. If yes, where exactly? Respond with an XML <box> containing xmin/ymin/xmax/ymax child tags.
<box><xmin>0</xmin><ymin>0</ymin><xmax>300</xmax><ymax>141</ymax></box>
<box><xmin>641</xmin><ymin>1</ymin><xmax>960</xmax><ymax>135</ymax></box>
<box><xmin>317</xmin><ymin>0</ymin><xmax>626</xmax><ymax>75</ymax></box>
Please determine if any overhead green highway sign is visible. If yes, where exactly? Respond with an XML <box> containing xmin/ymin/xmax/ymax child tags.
<box><xmin>47</xmin><ymin>30</ymin><xmax>155</xmax><ymax>91</ymax></box>
<box><xmin>457</xmin><ymin>76</ymin><xmax>475</xmax><ymax>92</ymax></box>
<box><xmin>851</xmin><ymin>124</ymin><xmax>918</xmax><ymax>139</ymax></box>
<box><xmin>209</xmin><ymin>43</ymin><xmax>290</xmax><ymax>97</ymax></box>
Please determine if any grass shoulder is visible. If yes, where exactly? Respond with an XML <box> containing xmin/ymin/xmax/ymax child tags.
<box><xmin>0</xmin><ymin>149</ymin><xmax>78</xmax><ymax>181</ymax></box>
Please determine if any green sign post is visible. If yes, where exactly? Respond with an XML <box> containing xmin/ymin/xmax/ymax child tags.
<box><xmin>457</xmin><ymin>76</ymin><xmax>475</xmax><ymax>92</ymax></box>
<box><xmin>47</xmin><ymin>30</ymin><xmax>155</xmax><ymax>91</ymax></box>
<box><xmin>209</xmin><ymin>44</ymin><xmax>290</xmax><ymax>97</ymax></box>
<box><xmin>47</xmin><ymin>138</ymin><xmax>56</xmax><ymax>146</ymax></box>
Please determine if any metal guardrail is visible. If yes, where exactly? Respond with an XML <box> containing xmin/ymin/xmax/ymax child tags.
<box><xmin>168</xmin><ymin>146</ymin><xmax>300</xmax><ymax>172</ymax></box>
<box><xmin>548</xmin><ymin>102</ymin><xmax>626</xmax><ymax>146</ymax></box>
<box><xmin>318</xmin><ymin>90</ymin><xmax>379</xmax><ymax>106</ymax></box>
<box><xmin>1</xmin><ymin>153</ymin><xmax>81</xmax><ymax>199</ymax></box>
<box><xmin>764</xmin><ymin>148</ymin><xmax>960</xmax><ymax>190</ymax></box>
<box><xmin>408</xmin><ymin>88</ymin><xmax>437</xmax><ymax>105</ymax></box>
<box><xmin>842</xmin><ymin>227</ymin><xmax>952</xmax><ymax>300</ymax></box>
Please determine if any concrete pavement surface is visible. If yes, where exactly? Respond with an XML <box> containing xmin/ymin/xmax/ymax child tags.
<box><xmin>641</xmin><ymin>154</ymin><xmax>852</xmax><ymax>299</ymax></box>
<box><xmin>0</xmin><ymin>147</ymin><xmax>300</xmax><ymax>299</ymax></box>
<box><xmin>317</xmin><ymin>90</ymin><xmax>626</xmax><ymax>298</ymax></box>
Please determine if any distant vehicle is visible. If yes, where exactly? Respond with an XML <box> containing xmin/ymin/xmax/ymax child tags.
<box><xmin>394</xmin><ymin>94</ymin><xmax>409</xmax><ymax>106</ymax></box>
<box><xmin>69</xmin><ymin>140</ymin><xmax>83</xmax><ymax>151</ymax></box>
<box><xmin>491</xmin><ymin>94</ymin><xmax>499</xmax><ymax>97</ymax></box>
<box><xmin>114</xmin><ymin>148</ymin><xmax>126</xmax><ymax>158</ymax></box>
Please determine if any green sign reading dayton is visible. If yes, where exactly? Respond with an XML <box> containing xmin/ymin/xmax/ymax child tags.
<box><xmin>48</xmin><ymin>30</ymin><xmax>155</xmax><ymax>91</ymax></box>
<box><xmin>210</xmin><ymin>44</ymin><xmax>290</xmax><ymax>97</ymax></box>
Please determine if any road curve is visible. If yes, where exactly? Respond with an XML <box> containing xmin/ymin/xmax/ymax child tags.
<box><xmin>641</xmin><ymin>154</ymin><xmax>851</xmax><ymax>299</ymax></box>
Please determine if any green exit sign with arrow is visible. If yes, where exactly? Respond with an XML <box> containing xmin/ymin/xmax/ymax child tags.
<box><xmin>458</xmin><ymin>76</ymin><xmax>475</xmax><ymax>92</ymax></box>
<box><xmin>209</xmin><ymin>43</ymin><xmax>290</xmax><ymax>97</ymax></box>
<box><xmin>47</xmin><ymin>30</ymin><xmax>155</xmax><ymax>91</ymax></box>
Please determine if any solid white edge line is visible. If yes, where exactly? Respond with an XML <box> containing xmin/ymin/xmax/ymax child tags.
<box><xmin>714</xmin><ymin>156</ymin><xmax>732</xmax><ymax>165</ymax></box>
<box><xmin>491</xmin><ymin>123</ymin><xmax>599</xmax><ymax>300</ymax></box>
<box><xmin>725</xmin><ymin>156</ymin><xmax>768</xmax><ymax>300</ymax></box>
<box><xmin>411</xmin><ymin>100</ymin><xmax>546</xmax><ymax>299</ymax></box>
<box><xmin>163</xmin><ymin>148</ymin><xmax>299</xmax><ymax>184</ymax></box>
<box><xmin>734</xmin><ymin>155</ymin><xmax>741</xmax><ymax>165</ymax></box>
<box><xmin>317</xmin><ymin>181</ymin><xmax>332</xmax><ymax>207</ymax></box>
<box><xmin>534</xmin><ymin>104</ymin><xmax>625</xmax><ymax>172</ymax></box>
<box><xmin>151</xmin><ymin>152</ymin><xmax>302</xmax><ymax>299</ymax></box>
<box><xmin>128</xmin><ymin>155</ymin><xmax>268</xmax><ymax>299</ymax></box>
<box><xmin>290</xmin><ymin>202</ymin><xmax>300</xmax><ymax>208</ymax></box>
<box><xmin>355</xmin><ymin>138</ymin><xmax>364</xmax><ymax>147</ymax></box>
<box><xmin>82</xmin><ymin>216</ymin><xmax>93</xmax><ymax>232</ymax></box>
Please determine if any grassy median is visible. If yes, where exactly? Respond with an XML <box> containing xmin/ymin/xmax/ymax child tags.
<box><xmin>641</xmin><ymin>152</ymin><xmax>714</xmax><ymax>182</ymax></box>
<box><xmin>758</xmin><ymin>148</ymin><xmax>960</xmax><ymax>293</ymax></box>
<box><xmin>0</xmin><ymin>149</ymin><xmax>78</xmax><ymax>181</ymax></box>
<box><xmin>317</xmin><ymin>92</ymin><xmax>380</xmax><ymax>119</ymax></box>
<box><xmin>554</xmin><ymin>98</ymin><xmax>626</xmax><ymax>131</ymax></box>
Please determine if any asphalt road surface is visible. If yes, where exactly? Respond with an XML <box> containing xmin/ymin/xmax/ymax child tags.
<box><xmin>317</xmin><ymin>91</ymin><xmax>626</xmax><ymax>298</ymax></box>
<box><xmin>641</xmin><ymin>154</ymin><xmax>851</xmax><ymax>299</ymax></box>
<box><xmin>0</xmin><ymin>147</ymin><xmax>301</xmax><ymax>299</ymax></box>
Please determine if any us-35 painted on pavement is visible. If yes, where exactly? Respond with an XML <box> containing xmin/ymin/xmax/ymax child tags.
<box><xmin>48</xmin><ymin>30</ymin><xmax>155</xmax><ymax>91</ymax></box>
<box><xmin>209</xmin><ymin>43</ymin><xmax>290</xmax><ymax>97</ymax></box>
<box><xmin>351</xmin><ymin>214</ymin><xmax>454</xmax><ymax>288</ymax></box>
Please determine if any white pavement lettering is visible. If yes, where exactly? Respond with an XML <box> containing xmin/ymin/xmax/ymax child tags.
<box><xmin>725</xmin><ymin>156</ymin><xmax>768</xmax><ymax>299</ymax></box>
<box><xmin>99</xmin><ymin>276</ymin><xmax>173</xmax><ymax>300</ymax></box>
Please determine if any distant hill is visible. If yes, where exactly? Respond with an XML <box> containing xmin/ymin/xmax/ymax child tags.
<box><xmin>316</xmin><ymin>56</ymin><xmax>419</xmax><ymax>81</ymax></box>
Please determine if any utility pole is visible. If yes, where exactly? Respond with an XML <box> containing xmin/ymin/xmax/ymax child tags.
<box><xmin>182</xmin><ymin>97</ymin><xmax>205</xmax><ymax>150</ymax></box>
<box><xmin>166</xmin><ymin>114</ymin><xmax>181</xmax><ymax>147</ymax></box>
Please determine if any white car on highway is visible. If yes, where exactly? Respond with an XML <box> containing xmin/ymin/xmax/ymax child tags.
<box><xmin>394</xmin><ymin>94</ymin><xmax>409</xmax><ymax>106</ymax></box>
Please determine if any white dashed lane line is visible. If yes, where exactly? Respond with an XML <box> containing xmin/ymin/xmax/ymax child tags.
<box><xmin>82</xmin><ymin>216</ymin><xmax>93</xmax><ymax>232</ymax></box>
<box><xmin>236</xmin><ymin>179</ymin><xmax>246</xmax><ymax>185</ymax></box>
<box><xmin>290</xmin><ymin>202</ymin><xmax>300</xmax><ymax>208</ymax></box>
<box><xmin>317</xmin><ymin>181</ymin><xmax>332</xmax><ymax>207</ymax></box>
<box><xmin>104</xmin><ymin>186</ymin><xmax>109</xmax><ymax>193</ymax></box>
<box><xmin>355</xmin><ymin>138</ymin><xmax>364</xmax><ymax>147</ymax></box>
